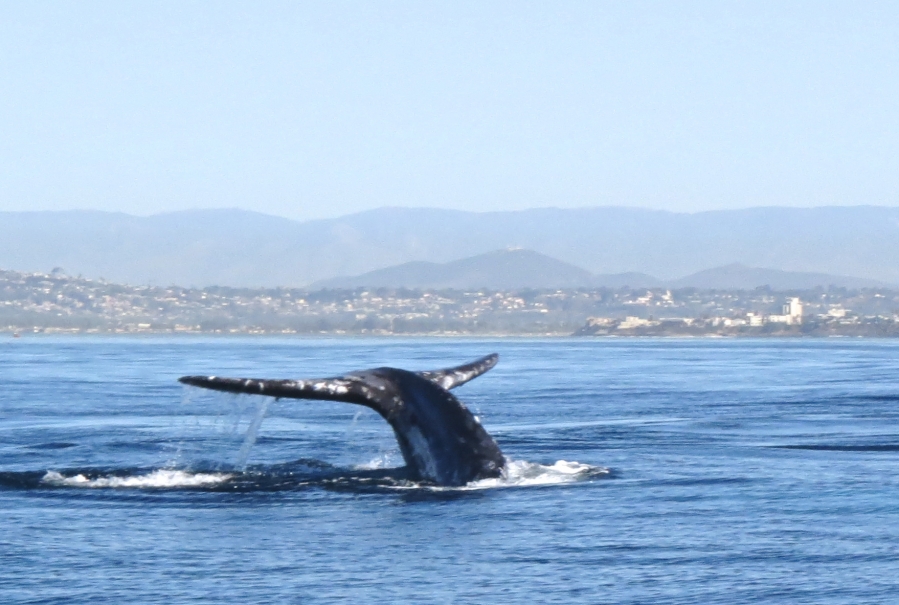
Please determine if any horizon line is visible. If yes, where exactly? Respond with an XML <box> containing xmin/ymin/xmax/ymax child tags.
<box><xmin>2</xmin><ymin>203</ymin><xmax>898</xmax><ymax>223</ymax></box>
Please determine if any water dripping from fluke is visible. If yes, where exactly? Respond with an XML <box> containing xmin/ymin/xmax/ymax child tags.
<box><xmin>233</xmin><ymin>397</ymin><xmax>270</xmax><ymax>470</ymax></box>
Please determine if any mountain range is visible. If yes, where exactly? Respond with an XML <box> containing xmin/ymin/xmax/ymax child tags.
<box><xmin>1</xmin><ymin>206</ymin><xmax>897</xmax><ymax>288</ymax></box>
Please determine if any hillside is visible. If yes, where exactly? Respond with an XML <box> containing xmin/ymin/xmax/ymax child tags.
<box><xmin>318</xmin><ymin>252</ymin><xmax>883</xmax><ymax>291</ymax></box>
<box><xmin>315</xmin><ymin>249</ymin><xmax>600</xmax><ymax>289</ymax></box>
<box><xmin>4</xmin><ymin>267</ymin><xmax>897</xmax><ymax>336</ymax></box>
<box><xmin>672</xmin><ymin>264</ymin><xmax>884</xmax><ymax>290</ymax></box>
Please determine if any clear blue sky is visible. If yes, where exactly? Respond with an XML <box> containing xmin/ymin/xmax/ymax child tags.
<box><xmin>1</xmin><ymin>1</ymin><xmax>898</xmax><ymax>220</ymax></box>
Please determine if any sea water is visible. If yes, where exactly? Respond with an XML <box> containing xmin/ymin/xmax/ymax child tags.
<box><xmin>2</xmin><ymin>337</ymin><xmax>899</xmax><ymax>604</ymax></box>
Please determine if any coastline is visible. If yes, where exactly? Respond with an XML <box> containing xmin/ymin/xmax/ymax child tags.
<box><xmin>4</xmin><ymin>269</ymin><xmax>899</xmax><ymax>339</ymax></box>
<box><xmin>4</xmin><ymin>328</ymin><xmax>899</xmax><ymax>339</ymax></box>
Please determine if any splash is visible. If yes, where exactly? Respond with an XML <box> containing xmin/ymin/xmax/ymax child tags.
<box><xmin>462</xmin><ymin>459</ymin><xmax>607</xmax><ymax>490</ymax></box>
<box><xmin>174</xmin><ymin>388</ymin><xmax>273</xmax><ymax>471</ymax></box>
<box><xmin>33</xmin><ymin>459</ymin><xmax>605</xmax><ymax>492</ymax></box>
<box><xmin>380</xmin><ymin>459</ymin><xmax>608</xmax><ymax>492</ymax></box>
<box><xmin>354</xmin><ymin>451</ymin><xmax>401</xmax><ymax>470</ymax></box>
<box><xmin>41</xmin><ymin>469</ymin><xmax>232</xmax><ymax>488</ymax></box>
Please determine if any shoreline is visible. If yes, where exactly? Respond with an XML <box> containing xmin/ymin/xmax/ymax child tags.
<box><xmin>4</xmin><ymin>329</ymin><xmax>899</xmax><ymax>339</ymax></box>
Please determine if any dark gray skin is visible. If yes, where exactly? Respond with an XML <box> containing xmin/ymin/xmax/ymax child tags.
<box><xmin>179</xmin><ymin>354</ymin><xmax>505</xmax><ymax>486</ymax></box>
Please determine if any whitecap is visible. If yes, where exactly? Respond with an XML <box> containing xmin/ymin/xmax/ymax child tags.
<box><xmin>464</xmin><ymin>459</ymin><xmax>606</xmax><ymax>490</ymax></box>
<box><xmin>41</xmin><ymin>469</ymin><xmax>232</xmax><ymax>488</ymax></box>
<box><xmin>385</xmin><ymin>459</ymin><xmax>607</xmax><ymax>491</ymax></box>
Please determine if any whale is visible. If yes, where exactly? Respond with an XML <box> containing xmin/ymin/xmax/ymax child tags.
<box><xmin>178</xmin><ymin>354</ymin><xmax>505</xmax><ymax>486</ymax></box>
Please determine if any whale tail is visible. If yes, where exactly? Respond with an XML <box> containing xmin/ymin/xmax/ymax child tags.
<box><xmin>178</xmin><ymin>354</ymin><xmax>504</xmax><ymax>485</ymax></box>
<box><xmin>178</xmin><ymin>353</ymin><xmax>499</xmax><ymax>404</ymax></box>
<box><xmin>415</xmin><ymin>353</ymin><xmax>498</xmax><ymax>390</ymax></box>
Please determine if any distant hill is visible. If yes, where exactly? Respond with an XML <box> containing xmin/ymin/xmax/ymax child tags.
<box><xmin>315</xmin><ymin>248</ymin><xmax>661</xmax><ymax>289</ymax></box>
<box><xmin>672</xmin><ymin>263</ymin><xmax>885</xmax><ymax>290</ymax></box>
<box><xmin>315</xmin><ymin>249</ymin><xmax>594</xmax><ymax>289</ymax></box>
<box><xmin>316</xmin><ymin>252</ymin><xmax>872</xmax><ymax>291</ymax></box>
<box><xmin>2</xmin><ymin>206</ymin><xmax>899</xmax><ymax>287</ymax></box>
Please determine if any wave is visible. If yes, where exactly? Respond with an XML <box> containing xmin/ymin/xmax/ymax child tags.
<box><xmin>3</xmin><ymin>459</ymin><xmax>608</xmax><ymax>493</ymax></box>
<box><xmin>41</xmin><ymin>469</ymin><xmax>232</xmax><ymax>488</ymax></box>
<box><xmin>447</xmin><ymin>460</ymin><xmax>608</xmax><ymax>491</ymax></box>
<box><xmin>774</xmin><ymin>444</ymin><xmax>899</xmax><ymax>452</ymax></box>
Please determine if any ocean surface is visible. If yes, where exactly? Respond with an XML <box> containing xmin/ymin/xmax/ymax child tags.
<box><xmin>2</xmin><ymin>337</ymin><xmax>899</xmax><ymax>604</ymax></box>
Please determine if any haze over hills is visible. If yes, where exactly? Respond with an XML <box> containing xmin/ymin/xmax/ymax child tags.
<box><xmin>1</xmin><ymin>206</ymin><xmax>898</xmax><ymax>288</ymax></box>
<box><xmin>669</xmin><ymin>263</ymin><xmax>884</xmax><ymax>290</ymax></box>
<box><xmin>314</xmin><ymin>249</ymin><xmax>661</xmax><ymax>290</ymax></box>
<box><xmin>316</xmin><ymin>250</ymin><xmax>883</xmax><ymax>291</ymax></box>
<box><xmin>316</xmin><ymin>249</ymin><xmax>590</xmax><ymax>290</ymax></box>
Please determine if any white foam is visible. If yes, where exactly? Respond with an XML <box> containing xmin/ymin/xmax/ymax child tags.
<box><xmin>41</xmin><ymin>469</ymin><xmax>232</xmax><ymax>488</ymax></box>
<box><xmin>387</xmin><ymin>459</ymin><xmax>607</xmax><ymax>491</ymax></box>
<box><xmin>38</xmin><ymin>460</ymin><xmax>605</xmax><ymax>491</ymax></box>
<box><xmin>354</xmin><ymin>452</ymin><xmax>399</xmax><ymax>470</ymax></box>
<box><xmin>465</xmin><ymin>459</ymin><xmax>605</xmax><ymax>490</ymax></box>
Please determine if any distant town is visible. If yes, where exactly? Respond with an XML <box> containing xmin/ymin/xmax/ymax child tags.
<box><xmin>2</xmin><ymin>268</ymin><xmax>899</xmax><ymax>337</ymax></box>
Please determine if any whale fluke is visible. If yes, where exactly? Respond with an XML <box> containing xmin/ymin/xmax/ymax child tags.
<box><xmin>416</xmin><ymin>353</ymin><xmax>498</xmax><ymax>390</ymax></box>
<box><xmin>178</xmin><ymin>354</ymin><xmax>505</xmax><ymax>486</ymax></box>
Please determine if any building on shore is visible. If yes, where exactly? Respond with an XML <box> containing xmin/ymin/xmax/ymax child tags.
<box><xmin>768</xmin><ymin>297</ymin><xmax>803</xmax><ymax>325</ymax></box>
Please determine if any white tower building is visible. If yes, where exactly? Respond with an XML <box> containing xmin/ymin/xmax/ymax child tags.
<box><xmin>784</xmin><ymin>297</ymin><xmax>803</xmax><ymax>323</ymax></box>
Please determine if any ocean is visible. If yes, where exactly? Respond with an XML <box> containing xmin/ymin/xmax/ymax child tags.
<box><xmin>2</xmin><ymin>337</ymin><xmax>899</xmax><ymax>604</ymax></box>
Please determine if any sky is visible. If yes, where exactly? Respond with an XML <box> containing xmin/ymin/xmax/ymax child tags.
<box><xmin>1</xmin><ymin>1</ymin><xmax>898</xmax><ymax>221</ymax></box>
